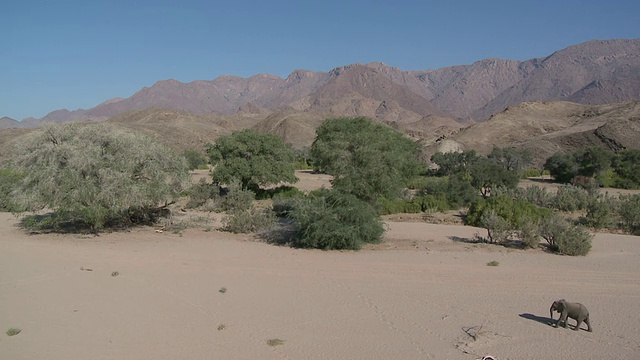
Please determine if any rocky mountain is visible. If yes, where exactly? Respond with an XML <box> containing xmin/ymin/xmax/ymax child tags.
<box><xmin>15</xmin><ymin>38</ymin><xmax>639</xmax><ymax>126</ymax></box>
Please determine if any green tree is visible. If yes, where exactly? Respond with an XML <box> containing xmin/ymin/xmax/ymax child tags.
<box><xmin>430</xmin><ymin>150</ymin><xmax>478</xmax><ymax>176</ymax></box>
<box><xmin>468</xmin><ymin>158</ymin><xmax>519</xmax><ymax>198</ymax></box>
<box><xmin>544</xmin><ymin>151</ymin><xmax>579</xmax><ymax>184</ymax></box>
<box><xmin>10</xmin><ymin>123</ymin><xmax>190</xmax><ymax>231</ymax></box>
<box><xmin>577</xmin><ymin>147</ymin><xmax>613</xmax><ymax>178</ymax></box>
<box><xmin>206</xmin><ymin>129</ymin><xmax>298</xmax><ymax>190</ymax></box>
<box><xmin>612</xmin><ymin>149</ymin><xmax>640</xmax><ymax>189</ymax></box>
<box><xmin>311</xmin><ymin>117</ymin><xmax>421</xmax><ymax>203</ymax></box>
<box><xmin>487</xmin><ymin>147</ymin><xmax>532</xmax><ymax>172</ymax></box>
<box><xmin>182</xmin><ymin>148</ymin><xmax>207</xmax><ymax>170</ymax></box>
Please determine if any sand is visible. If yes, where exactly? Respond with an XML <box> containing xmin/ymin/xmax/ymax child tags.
<box><xmin>1</xmin><ymin>173</ymin><xmax>639</xmax><ymax>359</ymax></box>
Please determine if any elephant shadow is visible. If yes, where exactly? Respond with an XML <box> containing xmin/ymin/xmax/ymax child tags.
<box><xmin>519</xmin><ymin>313</ymin><xmax>553</xmax><ymax>327</ymax></box>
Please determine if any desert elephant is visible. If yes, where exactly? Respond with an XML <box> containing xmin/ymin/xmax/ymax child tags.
<box><xmin>550</xmin><ymin>299</ymin><xmax>592</xmax><ymax>332</ymax></box>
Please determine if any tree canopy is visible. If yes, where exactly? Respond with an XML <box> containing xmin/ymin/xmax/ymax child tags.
<box><xmin>310</xmin><ymin>117</ymin><xmax>421</xmax><ymax>202</ymax></box>
<box><xmin>10</xmin><ymin>123</ymin><xmax>190</xmax><ymax>230</ymax></box>
<box><xmin>206</xmin><ymin>129</ymin><xmax>298</xmax><ymax>190</ymax></box>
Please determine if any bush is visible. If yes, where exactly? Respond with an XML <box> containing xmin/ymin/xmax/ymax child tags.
<box><xmin>254</xmin><ymin>185</ymin><xmax>302</xmax><ymax>200</ymax></box>
<box><xmin>466</xmin><ymin>195</ymin><xmax>550</xmax><ymax>229</ymax></box>
<box><xmin>618</xmin><ymin>195</ymin><xmax>640</xmax><ymax>235</ymax></box>
<box><xmin>552</xmin><ymin>185</ymin><xmax>591</xmax><ymax>212</ymax></box>
<box><xmin>285</xmin><ymin>190</ymin><xmax>384</xmax><ymax>250</ymax></box>
<box><xmin>521</xmin><ymin>168</ymin><xmax>543</xmax><ymax>178</ymax></box>
<box><xmin>186</xmin><ymin>178</ymin><xmax>219</xmax><ymax>209</ymax></box>
<box><xmin>583</xmin><ymin>194</ymin><xmax>619</xmax><ymax>230</ymax></box>
<box><xmin>540</xmin><ymin>214</ymin><xmax>592</xmax><ymax>255</ymax></box>
<box><xmin>445</xmin><ymin>175</ymin><xmax>480</xmax><ymax>208</ymax></box>
<box><xmin>10</xmin><ymin>123</ymin><xmax>190</xmax><ymax>231</ymax></box>
<box><xmin>182</xmin><ymin>149</ymin><xmax>207</xmax><ymax>170</ymax></box>
<box><xmin>222</xmin><ymin>208</ymin><xmax>277</xmax><ymax>234</ymax></box>
<box><xmin>519</xmin><ymin>220</ymin><xmax>541</xmax><ymax>249</ymax></box>
<box><xmin>555</xmin><ymin>225</ymin><xmax>593</xmax><ymax>256</ymax></box>
<box><xmin>0</xmin><ymin>169</ymin><xmax>24</xmax><ymax>212</ymax></box>
<box><xmin>495</xmin><ymin>185</ymin><xmax>552</xmax><ymax>208</ymax></box>
<box><xmin>479</xmin><ymin>210</ymin><xmax>512</xmax><ymax>244</ymax></box>
<box><xmin>220</xmin><ymin>181</ymin><xmax>255</xmax><ymax>212</ymax></box>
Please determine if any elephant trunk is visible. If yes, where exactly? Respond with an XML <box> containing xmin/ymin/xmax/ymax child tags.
<box><xmin>549</xmin><ymin>305</ymin><xmax>554</xmax><ymax>320</ymax></box>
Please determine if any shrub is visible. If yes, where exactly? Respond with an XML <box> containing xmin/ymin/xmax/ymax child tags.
<box><xmin>552</xmin><ymin>185</ymin><xmax>591</xmax><ymax>212</ymax></box>
<box><xmin>222</xmin><ymin>208</ymin><xmax>276</xmax><ymax>234</ymax></box>
<box><xmin>495</xmin><ymin>185</ymin><xmax>552</xmax><ymax>208</ymax></box>
<box><xmin>479</xmin><ymin>210</ymin><xmax>512</xmax><ymax>244</ymax></box>
<box><xmin>618</xmin><ymin>194</ymin><xmax>640</xmax><ymax>235</ymax></box>
<box><xmin>445</xmin><ymin>175</ymin><xmax>480</xmax><ymax>208</ymax></box>
<box><xmin>521</xmin><ymin>168</ymin><xmax>543</xmax><ymax>178</ymax></box>
<box><xmin>186</xmin><ymin>178</ymin><xmax>219</xmax><ymax>209</ymax></box>
<box><xmin>182</xmin><ymin>149</ymin><xmax>207</xmax><ymax>170</ymax></box>
<box><xmin>583</xmin><ymin>193</ymin><xmax>619</xmax><ymax>230</ymax></box>
<box><xmin>540</xmin><ymin>213</ymin><xmax>592</xmax><ymax>255</ymax></box>
<box><xmin>0</xmin><ymin>169</ymin><xmax>24</xmax><ymax>212</ymax></box>
<box><xmin>286</xmin><ymin>190</ymin><xmax>384</xmax><ymax>250</ymax></box>
<box><xmin>10</xmin><ymin>123</ymin><xmax>190</xmax><ymax>231</ymax></box>
<box><xmin>518</xmin><ymin>220</ymin><xmax>541</xmax><ymax>249</ymax></box>
<box><xmin>555</xmin><ymin>225</ymin><xmax>593</xmax><ymax>256</ymax></box>
<box><xmin>466</xmin><ymin>195</ymin><xmax>550</xmax><ymax>229</ymax></box>
<box><xmin>220</xmin><ymin>181</ymin><xmax>255</xmax><ymax>212</ymax></box>
<box><xmin>254</xmin><ymin>185</ymin><xmax>301</xmax><ymax>200</ymax></box>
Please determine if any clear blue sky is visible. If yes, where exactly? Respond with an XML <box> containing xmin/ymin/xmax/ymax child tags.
<box><xmin>2</xmin><ymin>0</ymin><xmax>639</xmax><ymax>120</ymax></box>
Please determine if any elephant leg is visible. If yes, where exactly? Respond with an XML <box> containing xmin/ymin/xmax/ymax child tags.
<box><xmin>573</xmin><ymin>318</ymin><xmax>582</xmax><ymax>331</ymax></box>
<box><xmin>584</xmin><ymin>317</ymin><xmax>593</xmax><ymax>332</ymax></box>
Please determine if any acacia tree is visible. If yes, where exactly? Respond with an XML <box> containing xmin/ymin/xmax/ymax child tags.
<box><xmin>468</xmin><ymin>158</ymin><xmax>519</xmax><ymax>198</ymax></box>
<box><xmin>310</xmin><ymin>117</ymin><xmax>421</xmax><ymax>203</ymax></box>
<box><xmin>11</xmin><ymin>123</ymin><xmax>190</xmax><ymax>230</ymax></box>
<box><xmin>206</xmin><ymin>129</ymin><xmax>298</xmax><ymax>190</ymax></box>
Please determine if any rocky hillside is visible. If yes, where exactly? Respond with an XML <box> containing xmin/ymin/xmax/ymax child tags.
<box><xmin>423</xmin><ymin>100</ymin><xmax>640</xmax><ymax>166</ymax></box>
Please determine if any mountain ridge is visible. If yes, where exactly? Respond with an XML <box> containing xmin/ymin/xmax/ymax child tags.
<box><xmin>9</xmin><ymin>38</ymin><xmax>640</xmax><ymax>126</ymax></box>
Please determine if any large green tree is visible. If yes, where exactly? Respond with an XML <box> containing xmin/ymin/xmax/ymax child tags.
<box><xmin>11</xmin><ymin>123</ymin><xmax>190</xmax><ymax>230</ymax></box>
<box><xmin>310</xmin><ymin>117</ymin><xmax>421</xmax><ymax>203</ymax></box>
<box><xmin>206</xmin><ymin>129</ymin><xmax>298</xmax><ymax>190</ymax></box>
<box><xmin>430</xmin><ymin>150</ymin><xmax>478</xmax><ymax>176</ymax></box>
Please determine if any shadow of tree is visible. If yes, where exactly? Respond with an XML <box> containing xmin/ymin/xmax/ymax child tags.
<box><xmin>448</xmin><ymin>235</ymin><xmax>480</xmax><ymax>244</ymax></box>
<box><xmin>519</xmin><ymin>313</ymin><xmax>553</xmax><ymax>327</ymax></box>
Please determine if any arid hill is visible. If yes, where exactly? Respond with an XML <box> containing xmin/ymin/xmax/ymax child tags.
<box><xmin>3</xmin><ymin>100</ymin><xmax>638</xmax><ymax>171</ymax></box>
<box><xmin>423</xmin><ymin>100</ymin><xmax>640</xmax><ymax>166</ymax></box>
<box><xmin>15</xmin><ymin>38</ymin><xmax>640</xmax><ymax>126</ymax></box>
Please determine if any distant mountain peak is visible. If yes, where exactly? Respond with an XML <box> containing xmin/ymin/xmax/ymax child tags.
<box><xmin>9</xmin><ymin>38</ymin><xmax>640</xmax><ymax>126</ymax></box>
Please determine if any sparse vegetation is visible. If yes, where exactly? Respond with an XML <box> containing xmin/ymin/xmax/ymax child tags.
<box><xmin>217</xmin><ymin>324</ymin><xmax>226</xmax><ymax>331</ymax></box>
<box><xmin>266</xmin><ymin>338</ymin><xmax>285</xmax><ymax>346</ymax></box>
<box><xmin>182</xmin><ymin>148</ymin><xmax>207</xmax><ymax>170</ymax></box>
<box><xmin>6</xmin><ymin>328</ymin><xmax>21</xmax><ymax>336</ymax></box>
<box><xmin>219</xmin><ymin>287</ymin><xmax>227</xmax><ymax>294</ymax></box>
<box><xmin>111</xmin><ymin>271</ymin><xmax>119</xmax><ymax>277</ymax></box>
<box><xmin>222</xmin><ymin>208</ymin><xmax>276</xmax><ymax>234</ymax></box>
<box><xmin>487</xmin><ymin>260</ymin><xmax>499</xmax><ymax>266</ymax></box>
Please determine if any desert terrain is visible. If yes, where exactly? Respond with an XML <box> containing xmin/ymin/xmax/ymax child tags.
<box><xmin>1</xmin><ymin>171</ymin><xmax>639</xmax><ymax>360</ymax></box>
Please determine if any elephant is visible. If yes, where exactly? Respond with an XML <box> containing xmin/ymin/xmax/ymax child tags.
<box><xmin>550</xmin><ymin>299</ymin><xmax>592</xmax><ymax>332</ymax></box>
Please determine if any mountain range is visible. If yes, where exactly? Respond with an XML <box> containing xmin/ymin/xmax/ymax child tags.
<box><xmin>4</xmin><ymin>38</ymin><xmax>639</xmax><ymax>128</ymax></box>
